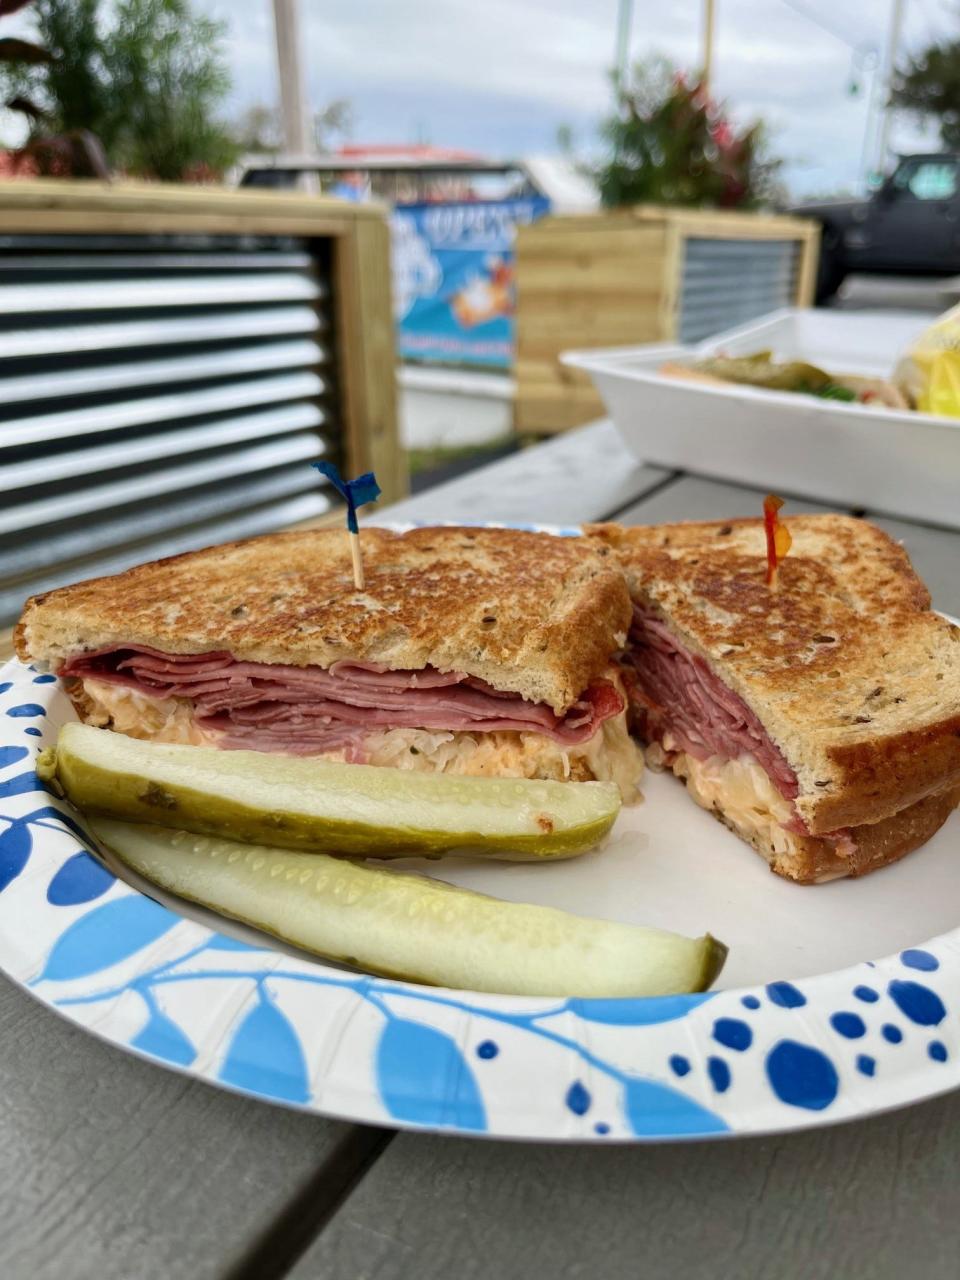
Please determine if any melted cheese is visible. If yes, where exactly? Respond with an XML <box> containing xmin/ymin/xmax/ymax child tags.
<box><xmin>651</xmin><ymin>746</ymin><xmax>801</xmax><ymax>858</ymax></box>
<box><xmin>76</xmin><ymin>677</ymin><xmax>644</xmax><ymax>802</ymax></box>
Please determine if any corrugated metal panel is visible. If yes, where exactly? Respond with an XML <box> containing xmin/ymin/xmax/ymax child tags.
<box><xmin>2</xmin><ymin>422</ymin><xmax>323</xmax><ymax>517</ymax></box>
<box><xmin>0</xmin><ymin>272</ymin><xmax>319</xmax><ymax>313</ymax></box>
<box><xmin>0</xmin><ymin>234</ymin><xmax>339</xmax><ymax>627</ymax></box>
<box><xmin>0</xmin><ymin>307</ymin><xmax>321</xmax><ymax>359</ymax></box>
<box><xmin>0</xmin><ymin>339</ymin><xmax>323</xmax><ymax>403</ymax></box>
<box><xmin>677</xmin><ymin>238</ymin><xmax>800</xmax><ymax>344</ymax></box>
<box><xmin>0</xmin><ymin>491</ymin><xmax>330</xmax><ymax>623</ymax></box>
<box><xmin>1</xmin><ymin>463</ymin><xmax>326</xmax><ymax>578</ymax></box>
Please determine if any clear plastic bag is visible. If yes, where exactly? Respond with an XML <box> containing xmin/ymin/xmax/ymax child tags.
<box><xmin>894</xmin><ymin>303</ymin><xmax>960</xmax><ymax>416</ymax></box>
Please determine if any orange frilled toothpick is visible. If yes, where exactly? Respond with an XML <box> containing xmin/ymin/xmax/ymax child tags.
<box><xmin>763</xmin><ymin>494</ymin><xmax>792</xmax><ymax>588</ymax></box>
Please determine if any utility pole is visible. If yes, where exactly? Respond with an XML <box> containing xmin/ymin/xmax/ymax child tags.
<box><xmin>874</xmin><ymin>0</ymin><xmax>906</xmax><ymax>177</ymax></box>
<box><xmin>702</xmin><ymin>0</ymin><xmax>716</xmax><ymax>93</ymax></box>
<box><xmin>614</xmin><ymin>0</ymin><xmax>634</xmax><ymax>90</ymax></box>
<box><xmin>272</xmin><ymin>0</ymin><xmax>311</xmax><ymax>156</ymax></box>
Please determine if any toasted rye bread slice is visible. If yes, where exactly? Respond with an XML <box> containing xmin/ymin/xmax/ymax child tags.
<box><xmin>589</xmin><ymin>515</ymin><xmax>960</xmax><ymax>833</ymax></box>
<box><xmin>718</xmin><ymin>783</ymin><xmax>960</xmax><ymax>884</ymax></box>
<box><xmin>15</xmin><ymin>526</ymin><xmax>630</xmax><ymax>715</ymax></box>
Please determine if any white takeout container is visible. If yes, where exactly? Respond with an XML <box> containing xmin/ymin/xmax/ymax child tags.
<box><xmin>562</xmin><ymin>307</ymin><xmax>960</xmax><ymax>527</ymax></box>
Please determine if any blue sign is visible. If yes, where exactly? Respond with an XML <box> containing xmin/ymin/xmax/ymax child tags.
<box><xmin>391</xmin><ymin>196</ymin><xmax>550</xmax><ymax>368</ymax></box>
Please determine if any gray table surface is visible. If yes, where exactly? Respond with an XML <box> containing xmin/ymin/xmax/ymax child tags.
<box><xmin>5</xmin><ymin>420</ymin><xmax>959</xmax><ymax>1280</ymax></box>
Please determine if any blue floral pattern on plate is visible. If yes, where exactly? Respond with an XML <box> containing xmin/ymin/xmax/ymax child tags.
<box><xmin>1</xmin><ymin>526</ymin><xmax>958</xmax><ymax>1140</ymax></box>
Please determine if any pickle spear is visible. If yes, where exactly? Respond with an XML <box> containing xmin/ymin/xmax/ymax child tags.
<box><xmin>44</xmin><ymin>723</ymin><xmax>621</xmax><ymax>861</ymax></box>
<box><xmin>91</xmin><ymin>819</ymin><xmax>727</xmax><ymax>996</ymax></box>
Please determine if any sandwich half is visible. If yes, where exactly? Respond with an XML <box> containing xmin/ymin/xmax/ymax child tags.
<box><xmin>590</xmin><ymin>515</ymin><xmax>960</xmax><ymax>881</ymax></box>
<box><xmin>16</xmin><ymin>526</ymin><xmax>644</xmax><ymax>799</ymax></box>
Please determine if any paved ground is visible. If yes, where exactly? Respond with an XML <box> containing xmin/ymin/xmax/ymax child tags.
<box><xmin>834</xmin><ymin>273</ymin><xmax>954</xmax><ymax>313</ymax></box>
<box><xmin>398</xmin><ymin>367</ymin><xmax>513</xmax><ymax>450</ymax></box>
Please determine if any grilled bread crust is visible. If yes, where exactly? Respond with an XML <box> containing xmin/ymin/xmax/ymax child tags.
<box><xmin>717</xmin><ymin>787</ymin><xmax>960</xmax><ymax>884</ymax></box>
<box><xmin>15</xmin><ymin>526</ymin><xmax>631</xmax><ymax>715</ymax></box>
<box><xmin>590</xmin><ymin>515</ymin><xmax>960</xmax><ymax>833</ymax></box>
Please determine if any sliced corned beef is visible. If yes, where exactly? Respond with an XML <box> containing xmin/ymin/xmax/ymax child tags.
<box><xmin>61</xmin><ymin>644</ymin><xmax>623</xmax><ymax>753</ymax></box>
<box><xmin>625</xmin><ymin>605</ymin><xmax>799</xmax><ymax>799</ymax></box>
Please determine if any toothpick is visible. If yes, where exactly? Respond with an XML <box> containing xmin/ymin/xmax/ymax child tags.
<box><xmin>762</xmin><ymin>493</ymin><xmax>792</xmax><ymax>590</ymax></box>
<box><xmin>350</xmin><ymin>530</ymin><xmax>365</xmax><ymax>590</ymax></box>
<box><xmin>311</xmin><ymin>461</ymin><xmax>381</xmax><ymax>591</ymax></box>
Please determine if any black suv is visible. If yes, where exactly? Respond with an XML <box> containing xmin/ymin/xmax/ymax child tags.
<box><xmin>792</xmin><ymin>153</ymin><xmax>960</xmax><ymax>301</ymax></box>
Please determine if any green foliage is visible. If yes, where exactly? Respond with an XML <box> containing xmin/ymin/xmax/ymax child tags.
<box><xmin>0</xmin><ymin>0</ymin><xmax>238</xmax><ymax>179</ymax></box>
<box><xmin>555</xmin><ymin>122</ymin><xmax>574</xmax><ymax>155</ymax></box>
<box><xmin>892</xmin><ymin>41</ymin><xmax>960</xmax><ymax>149</ymax></box>
<box><xmin>235</xmin><ymin>103</ymin><xmax>281</xmax><ymax>154</ymax></box>
<box><xmin>314</xmin><ymin>98</ymin><xmax>352</xmax><ymax>150</ymax></box>
<box><xmin>3</xmin><ymin>0</ymin><xmax>114</xmax><ymax>144</ymax></box>
<box><xmin>235</xmin><ymin>98</ymin><xmax>353</xmax><ymax>157</ymax></box>
<box><xmin>107</xmin><ymin>0</ymin><xmax>236</xmax><ymax>180</ymax></box>
<box><xmin>595</xmin><ymin>58</ymin><xmax>782</xmax><ymax>210</ymax></box>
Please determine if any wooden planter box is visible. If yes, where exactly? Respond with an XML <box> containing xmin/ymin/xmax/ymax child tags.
<box><xmin>514</xmin><ymin>206</ymin><xmax>820</xmax><ymax>433</ymax></box>
<box><xmin>0</xmin><ymin>179</ymin><xmax>405</xmax><ymax>641</ymax></box>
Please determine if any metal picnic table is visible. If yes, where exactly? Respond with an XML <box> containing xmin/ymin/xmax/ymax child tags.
<box><xmin>3</xmin><ymin>419</ymin><xmax>960</xmax><ymax>1280</ymax></box>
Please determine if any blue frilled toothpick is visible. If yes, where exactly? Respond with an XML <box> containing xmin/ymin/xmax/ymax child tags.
<box><xmin>312</xmin><ymin>461</ymin><xmax>381</xmax><ymax>589</ymax></box>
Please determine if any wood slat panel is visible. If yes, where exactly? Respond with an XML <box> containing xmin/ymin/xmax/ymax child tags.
<box><xmin>513</xmin><ymin>393</ymin><xmax>605</xmax><ymax>434</ymax></box>
<box><xmin>515</xmin><ymin>261</ymin><xmax>664</xmax><ymax>292</ymax></box>
<box><xmin>0</xmin><ymin>177</ymin><xmax>388</xmax><ymax>232</ymax></box>
<box><xmin>0</xmin><ymin>973</ymin><xmax>356</xmax><ymax>1280</ymax></box>
<box><xmin>514</xmin><ymin>208</ymin><xmax>819</xmax><ymax>433</ymax></box>
<box><xmin>291</xmin><ymin>1091</ymin><xmax>960</xmax><ymax>1280</ymax></box>
<box><xmin>515</xmin><ymin>303</ymin><xmax>662</xmax><ymax>340</ymax></box>
<box><xmin>378</xmin><ymin>419</ymin><xmax>667</xmax><ymax>525</ymax></box>
<box><xmin>613</xmin><ymin>473</ymin><xmax>837</xmax><ymax>526</ymax></box>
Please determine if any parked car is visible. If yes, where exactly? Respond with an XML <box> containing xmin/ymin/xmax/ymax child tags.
<box><xmin>792</xmin><ymin>153</ymin><xmax>960</xmax><ymax>302</ymax></box>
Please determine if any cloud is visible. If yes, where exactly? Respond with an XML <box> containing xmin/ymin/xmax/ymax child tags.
<box><xmin>5</xmin><ymin>0</ymin><xmax>957</xmax><ymax>196</ymax></box>
<box><xmin>234</xmin><ymin>0</ymin><xmax>955</xmax><ymax>193</ymax></box>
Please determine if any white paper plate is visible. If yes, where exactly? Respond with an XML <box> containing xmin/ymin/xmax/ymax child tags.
<box><xmin>2</xmin><ymin>525</ymin><xmax>958</xmax><ymax>1142</ymax></box>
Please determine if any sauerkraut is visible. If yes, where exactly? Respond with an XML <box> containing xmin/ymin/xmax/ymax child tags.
<box><xmin>647</xmin><ymin>742</ymin><xmax>800</xmax><ymax>857</ymax></box>
<box><xmin>73</xmin><ymin>675</ymin><xmax>644</xmax><ymax>801</ymax></box>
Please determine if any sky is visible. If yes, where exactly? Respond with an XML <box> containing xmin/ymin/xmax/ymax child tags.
<box><xmin>8</xmin><ymin>0</ymin><xmax>960</xmax><ymax>198</ymax></box>
<box><xmin>201</xmin><ymin>0</ymin><xmax>960</xmax><ymax>198</ymax></box>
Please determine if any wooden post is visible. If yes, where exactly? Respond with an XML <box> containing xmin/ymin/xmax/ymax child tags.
<box><xmin>702</xmin><ymin>0</ymin><xmax>716</xmax><ymax>93</ymax></box>
<box><xmin>794</xmin><ymin>222</ymin><xmax>821</xmax><ymax>308</ymax></box>
<box><xmin>272</xmin><ymin>0</ymin><xmax>311</xmax><ymax>155</ymax></box>
<box><xmin>614</xmin><ymin>0</ymin><xmax>634</xmax><ymax>89</ymax></box>
<box><xmin>874</xmin><ymin>0</ymin><xmax>906</xmax><ymax>177</ymax></box>
<box><xmin>334</xmin><ymin>215</ymin><xmax>407</xmax><ymax>505</ymax></box>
